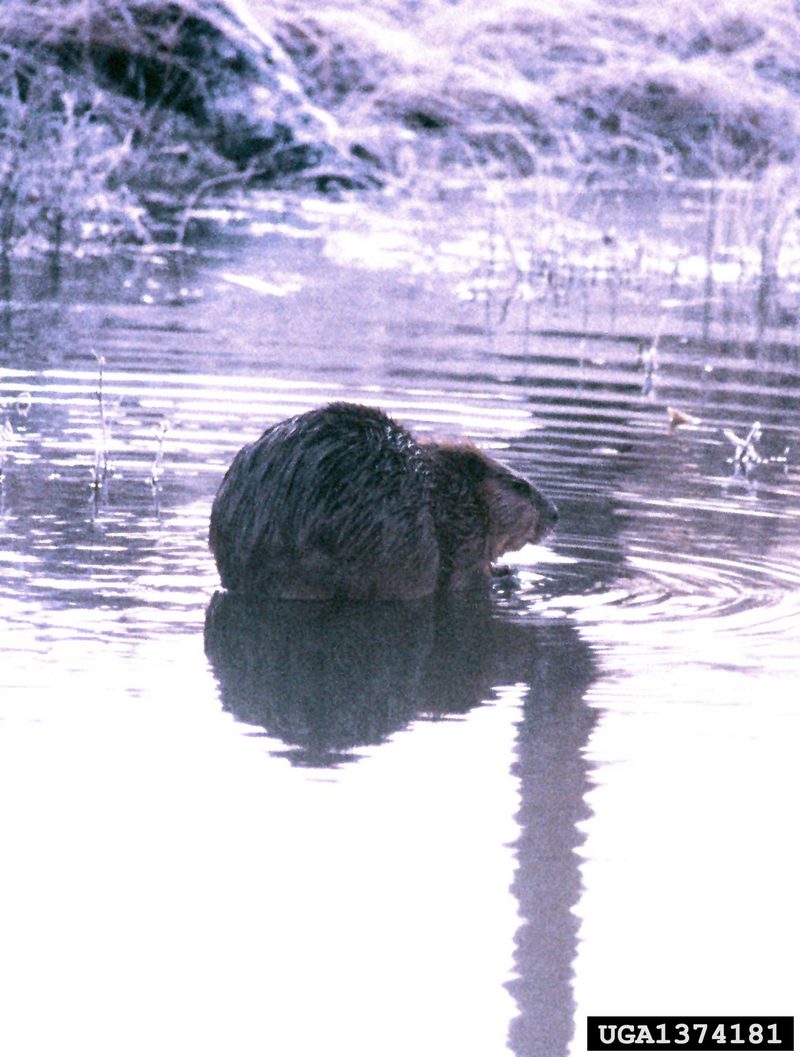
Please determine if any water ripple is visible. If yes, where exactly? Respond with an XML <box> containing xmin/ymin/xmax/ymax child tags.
<box><xmin>517</xmin><ymin>531</ymin><xmax>800</xmax><ymax>675</ymax></box>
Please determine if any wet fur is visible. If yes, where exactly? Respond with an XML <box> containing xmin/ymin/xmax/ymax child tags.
<box><xmin>209</xmin><ymin>402</ymin><xmax>557</xmax><ymax>599</ymax></box>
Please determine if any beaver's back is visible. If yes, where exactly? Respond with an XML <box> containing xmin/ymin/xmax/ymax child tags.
<box><xmin>209</xmin><ymin>402</ymin><xmax>440</xmax><ymax>599</ymax></box>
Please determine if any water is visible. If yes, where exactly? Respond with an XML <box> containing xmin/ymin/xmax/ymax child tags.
<box><xmin>1</xmin><ymin>196</ymin><xmax>799</xmax><ymax>1057</ymax></box>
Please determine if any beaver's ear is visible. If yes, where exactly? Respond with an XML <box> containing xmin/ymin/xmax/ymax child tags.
<box><xmin>438</xmin><ymin>444</ymin><xmax>492</xmax><ymax>483</ymax></box>
<box><xmin>420</xmin><ymin>442</ymin><xmax>477</xmax><ymax>488</ymax></box>
<box><xmin>481</xmin><ymin>474</ymin><xmax>516</xmax><ymax>514</ymax></box>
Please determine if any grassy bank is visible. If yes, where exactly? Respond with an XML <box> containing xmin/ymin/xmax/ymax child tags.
<box><xmin>272</xmin><ymin>0</ymin><xmax>800</xmax><ymax>182</ymax></box>
<box><xmin>2</xmin><ymin>0</ymin><xmax>800</xmax><ymax>327</ymax></box>
<box><xmin>0</xmin><ymin>0</ymin><xmax>369</xmax><ymax>268</ymax></box>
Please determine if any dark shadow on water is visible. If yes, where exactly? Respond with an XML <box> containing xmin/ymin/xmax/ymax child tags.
<box><xmin>204</xmin><ymin>589</ymin><xmax>598</xmax><ymax>1057</ymax></box>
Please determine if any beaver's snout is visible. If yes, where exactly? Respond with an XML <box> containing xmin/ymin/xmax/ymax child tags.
<box><xmin>534</xmin><ymin>492</ymin><xmax>559</xmax><ymax>541</ymax></box>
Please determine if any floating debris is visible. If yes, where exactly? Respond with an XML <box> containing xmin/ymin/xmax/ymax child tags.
<box><xmin>771</xmin><ymin>446</ymin><xmax>791</xmax><ymax>465</ymax></box>
<box><xmin>721</xmin><ymin>421</ymin><xmax>791</xmax><ymax>478</ymax></box>
<box><xmin>637</xmin><ymin>338</ymin><xmax>659</xmax><ymax>397</ymax></box>
<box><xmin>667</xmin><ymin>406</ymin><xmax>701</xmax><ymax>429</ymax></box>
<box><xmin>722</xmin><ymin>421</ymin><xmax>762</xmax><ymax>468</ymax></box>
<box><xmin>91</xmin><ymin>350</ymin><xmax>111</xmax><ymax>490</ymax></box>
<box><xmin>0</xmin><ymin>418</ymin><xmax>13</xmax><ymax>478</ymax></box>
<box><xmin>150</xmin><ymin>422</ymin><xmax>169</xmax><ymax>487</ymax></box>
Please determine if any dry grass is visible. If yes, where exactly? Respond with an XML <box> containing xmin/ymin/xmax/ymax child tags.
<box><xmin>272</xmin><ymin>0</ymin><xmax>800</xmax><ymax>180</ymax></box>
<box><xmin>0</xmin><ymin>0</ymin><xmax>361</xmax><ymax>267</ymax></box>
<box><xmin>3</xmin><ymin>0</ymin><xmax>800</xmax><ymax>302</ymax></box>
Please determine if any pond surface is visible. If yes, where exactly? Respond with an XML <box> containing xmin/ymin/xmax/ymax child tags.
<box><xmin>1</xmin><ymin>195</ymin><xmax>799</xmax><ymax>1057</ymax></box>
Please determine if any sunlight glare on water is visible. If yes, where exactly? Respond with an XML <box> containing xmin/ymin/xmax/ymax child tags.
<box><xmin>0</xmin><ymin>675</ymin><xmax>523</xmax><ymax>1057</ymax></box>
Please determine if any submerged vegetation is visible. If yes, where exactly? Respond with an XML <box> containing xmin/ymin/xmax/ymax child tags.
<box><xmin>2</xmin><ymin>0</ymin><xmax>800</xmax><ymax>339</ymax></box>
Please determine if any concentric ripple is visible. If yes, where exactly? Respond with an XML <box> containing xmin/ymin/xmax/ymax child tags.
<box><xmin>538</xmin><ymin>546</ymin><xmax>799</xmax><ymax>625</ymax></box>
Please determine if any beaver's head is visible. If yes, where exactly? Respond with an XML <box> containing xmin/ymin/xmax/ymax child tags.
<box><xmin>425</xmin><ymin>442</ymin><xmax>557</xmax><ymax>572</ymax></box>
<box><xmin>477</xmin><ymin>456</ymin><xmax>557</xmax><ymax>558</ymax></box>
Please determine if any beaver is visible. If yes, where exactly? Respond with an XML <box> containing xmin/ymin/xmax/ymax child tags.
<box><xmin>209</xmin><ymin>401</ymin><xmax>557</xmax><ymax>599</ymax></box>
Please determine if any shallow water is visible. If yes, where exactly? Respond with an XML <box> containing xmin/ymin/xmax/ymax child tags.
<box><xmin>1</xmin><ymin>197</ymin><xmax>799</xmax><ymax>1056</ymax></box>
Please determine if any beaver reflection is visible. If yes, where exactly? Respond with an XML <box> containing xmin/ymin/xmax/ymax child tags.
<box><xmin>204</xmin><ymin>589</ymin><xmax>535</xmax><ymax>766</ymax></box>
<box><xmin>204</xmin><ymin>590</ymin><xmax>596</xmax><ymax>1056</ymax></box>
<box><xmin>205</xmin><ymin>592</ymin><xmax>434</xmax><ymax>765</ymax></box>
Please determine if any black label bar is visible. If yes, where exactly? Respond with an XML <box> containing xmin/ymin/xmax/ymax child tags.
<box><xmin>587</xmin><ymin>1017</ymin><xmax>794</xmax><ymax>1051</ymax></box>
